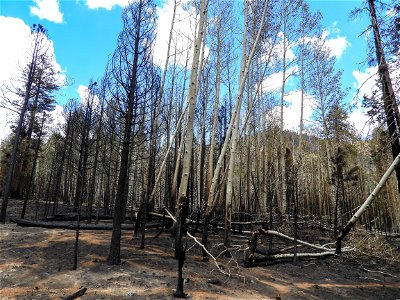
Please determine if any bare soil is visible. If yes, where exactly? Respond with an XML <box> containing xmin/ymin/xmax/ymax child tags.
<box><xmin>1</xmin><ymin>199</ymin><xmax>399</xmax><ymax>300</ymax></box>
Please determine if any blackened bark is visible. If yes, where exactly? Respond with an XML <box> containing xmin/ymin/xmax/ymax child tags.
<box><xmin>108</xmin><ymin>0</ymin><xmax>143</xmax><ymax>264</ymax></box>
<box><xmin>108</xmin><ymin>130</ymin><xmax>131</xmax><ymax>265</ymax></box>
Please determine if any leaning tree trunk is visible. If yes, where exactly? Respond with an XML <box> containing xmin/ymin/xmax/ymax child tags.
<box><xmin>202</xmin><ymin>0</ymin><xmax>269</xmax><ymax>254</ymax></box>
<box><xmin>336</xmin><ymin>153</ymin><xmax>400</xmax><ymax>254</ymax></box>
<box><xmin>223</xmin><ymin>0</ymin><xmax>249</xmax><ymax>249</ymax></box>
<box><xmin>174</xmin><ymin>0</ymin><xmax>208</xmax><ymax>296</ymax></box>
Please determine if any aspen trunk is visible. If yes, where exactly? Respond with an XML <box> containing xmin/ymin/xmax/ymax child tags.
<box><xmin>224</xmin><ymin>0</ymin><xmax>249</xmax><ymax>249</ymax></box>
<box><xmin>205</xmin><ymin>0</ymin><xmax>269</xmax><ymax>218</ymax></box>
<box><xmin>174</xmin><ymin>0</ymin><xmax>208</xmax><ymax>259</ymax></box>
<box><xmin>174</xmin><ymin>0</ymin><xmax>208</xmax><ymax>296</ymax></box>
<box><xmin>202</xmin><ymin>0</ymin><xmax>269</xmax><ymax>257</ymax></box>
<box><xmin>279</xmin><ymin>0</ymin><xmax>288</xmax><ymax>216</ymax></box>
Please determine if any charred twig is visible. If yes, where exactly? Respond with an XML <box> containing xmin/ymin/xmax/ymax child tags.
<box><xmin>63</xmin><ymin>287</ymin><xmax>87</xmax><ymax>300</ymax></box>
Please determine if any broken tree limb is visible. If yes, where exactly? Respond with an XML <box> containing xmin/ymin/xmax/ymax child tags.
<box><xmin>10</xmin><ymin>218</ymin><xmax>164</xmax><ymax>230</ymax></box>
<box><xmin>336</xmin><ymin>153</ymin><xmax>400</xmax><ymax>254</ymax></box>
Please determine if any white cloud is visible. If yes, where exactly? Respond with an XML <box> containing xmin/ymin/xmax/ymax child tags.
<box><xmin>351</xmin><ymin>63</ymin><xmax>400</xmax><ymax>137</ymax></box>
<box><xmin>262</xmin><ymin>72</ymin><xmax>283</xmax><ymax>92</ymax></box>
<box><xmin>0</xmin><ymin>16</ymin><xmax>65</xmax><ymax>90</ymax></box>
<box><xmin>349</xmin><ymin>104</ymin><xmax>371</xmax><ymax>137</ymax></box>
<box><xmin>0</xmin><ymin>107</ymin><xmax>16</xmax><ymax>144</ymax></box>
<box><xmin>0</xmin><ymin>17</ymin><xmax>31</xmax><ymax>143</ymax></box>
<box><xmin>0</xmin><ymin>17</ymin><xmax>31</xmax><ymax>83</ymax></box>
<box><xmin>267</xmin><ymin>90</ymin><xmax>315</xmax><ymax>132</ymax></box>
<box><xmin>276</xmin><ymin>32</ymin><xmax>296</xmax><ymax>61</ymax></box>
<box><xmin>351</xmin><ymin>66</ymin><xmax>379</xmax><ymax>136</ymax></box>
<box><xmin>78</xmin><ymin>85</ymin><xmax>100</xmax><ymax>107</ymax></box>
<box><xmin>86</xmin><ymin>0</ymin><xmax>130</xmax><ymax>10</ymax></box>
<box><xmin>0</xmin><ymin>16</ymin><xmax>65</xmax><ymax>143</ymax></box>
<box><xmin>30</xmin><ymin>0</ymin><xmax>64</xmax><ymax>24</ymax></box>
<box><xmin>78</xmin><ymin>85</ymin><xmax>88</xmax><ymax>100</ymax></box>
<box><xmin>282</xmin><ymin>90</ymin><xmax>314</xmax><ymax>131</ymax></box>
<box><xmin>262</xmin><ymin>66</ymin><xmax>298</xmax><ymax>93</ymax></box>
<box><xmin>320</xmin><ymin>22</ymin><xmax>351</xmax><ymax>58</ymax></box>
<box><xmin>352</xmin><ymin>66</ymin><xmax>379</xmax><ymax>98</ymax></box>
<box><xmin>85</xmin><ymin>0</ymin><xmax>202</xmax><ymax>69</ymax></box>
<box><xmin>47</xmin><ymin>104</ymin><xmax>65</xmax><ymax>134</ymax></box>
<box><xmin>325</xmin><ymin>36</ymin><xmax>351</xmax><ymax>59</ymax></box>
<box><xmin>154</xmin><ymin>0</ymin><xmax>200</xmax><ymax>68</ymax></box>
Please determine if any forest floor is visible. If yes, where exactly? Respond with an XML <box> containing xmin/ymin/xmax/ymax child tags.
<box><xmin>1</xmin><ymin>199</ymin><xmax>400</xmax><ymax>300</ymax></box>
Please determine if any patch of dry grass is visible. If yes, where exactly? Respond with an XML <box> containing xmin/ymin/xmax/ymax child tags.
<box><xmin>345</xmin><ymin>230</ymin><xmax>400</xmax><ymax>262</ymax></box>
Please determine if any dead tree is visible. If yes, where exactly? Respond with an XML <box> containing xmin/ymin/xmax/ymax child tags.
<box><xmin>1</xmin><ymin>25</ymin><xmax>51</xmax><ymax>223</ymax></box>
<box><xmin>107</xmin><ymin>0</ymin><xmax>156</xmax><ymax>265</ymax></box>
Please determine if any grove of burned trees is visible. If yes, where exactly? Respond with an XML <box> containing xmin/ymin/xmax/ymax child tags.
<box><xmin>1</xmin><ymin>0</ymin><xmax>400</xmax><ymax>294</ymax></box>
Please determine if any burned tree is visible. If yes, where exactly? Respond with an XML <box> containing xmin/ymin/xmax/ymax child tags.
<box><xmin>0</xmin><ymin>24</ymin><xmax>63</xmax><ymax>223</ymax></box>
<box><xmin>106</xmin><ymin>0</ymin><xmax>157</xmax><ymax>265</ymax></box>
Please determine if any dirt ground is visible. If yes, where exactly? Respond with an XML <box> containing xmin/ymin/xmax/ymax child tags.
<box><xmin>1</xmin><ymin>199</ymin><xmax>399</xmax><ymax>300</ymax></box>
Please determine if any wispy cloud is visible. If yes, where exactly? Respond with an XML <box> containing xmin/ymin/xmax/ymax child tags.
<box><xmin>30</xmin><ymin>0</ymin><xmax>64</xmax><ymax>24</ymax></box>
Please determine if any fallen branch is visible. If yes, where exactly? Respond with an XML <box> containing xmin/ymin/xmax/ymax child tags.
<box><xmin>363</xmin><ymin>267</ymin><xmax>398</xmax><ymax>278</ymax></box>
<box><xmin>62</xmin><ymin>287</ymin><xmax>87</xmax><ymax>300</ymax></box>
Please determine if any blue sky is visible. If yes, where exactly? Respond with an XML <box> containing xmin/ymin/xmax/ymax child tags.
<box><xmin>1</xmin><ymin>0</ymin><xmax>124</xmax><ymax>102</ymax></box>
<box><xmin>0</xmin><ymin>0</ymin><xmax>378</xmax><ymax>139</ymax></box>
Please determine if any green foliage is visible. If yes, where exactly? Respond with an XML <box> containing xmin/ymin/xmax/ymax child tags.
<box><xmin>325</xmin><ymin>102</ymin><xmax>355</xmax><ymax>143</ymax></box>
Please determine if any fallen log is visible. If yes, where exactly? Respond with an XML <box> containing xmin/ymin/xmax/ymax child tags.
<box><xmin>245</xmin><ymin>251</ymin><xmax>336</xmax><ymax>267</ymax></box>
<box><xmin>45</xmin><ymin>214</ymin><xmax>117</xmax><ymax>222</ymax></box>
<box><xmin>11</xmin><ymin>218</ymin><xmax>164</xmax><ymax>231</ymax></box>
